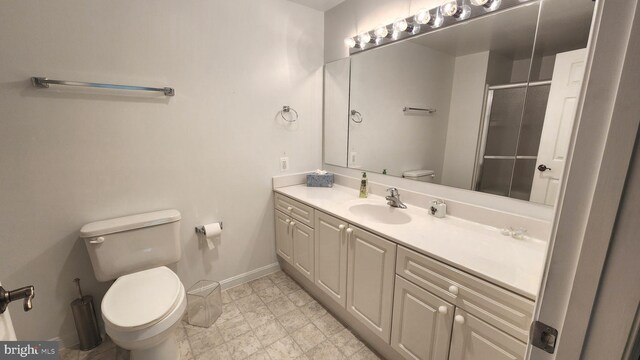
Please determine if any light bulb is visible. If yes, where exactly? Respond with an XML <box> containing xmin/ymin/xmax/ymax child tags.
<box><xmin>458</xmin><ymin>4</ymin><xmax>471</xmax><ymax>20</ymax></box>
<box><xmin>432</xmin><ymin>8</ymin><xmax>444</xmax><ymax>28</ymax></box>
<box><xmin>414</xmin><ymin>9</ymin><xmax>432</xmax><ymax>25</ymax></box>
<box><xmin>374</xmin><ymin>25</ymin><xmax>389</xmax><ymax>39</ymax></box>
<box><xmin>344</xmin><ymin>37</ymin><xmax>356</xmax><ymax>48</ymax></box>
<box><xmin>393</xmin><ymin>18</ymin><xmax>408</xmax><ymax>32</ymax></box>
<box><xmin>441</xmin><ymin>1</ymin><xmax>459</xmax><ymax>16</ymax></box>
<box><xmin>358</xmin><ymin>32</ymin><xmax>372</xmax><ymax>44</ymax></box>
<box><xmin>471</xmin><ymin>0</ymin><xmax>501</xmax><ymax>10</ymax></box>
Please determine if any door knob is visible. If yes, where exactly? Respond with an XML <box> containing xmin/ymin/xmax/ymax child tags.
<box><xmin>537</xmin><ymin>164</ymin><xmax>552</xmax><ymax>172</ymax></box>
<box><xmin>0</xmin><ymin>285</ymin><xmax>35</xmax><ymax>313</ymax></box>
<box><xmin>448</xmin><ymin>285</ymin><xmax>459</xmax><ymax>295</ymax></box>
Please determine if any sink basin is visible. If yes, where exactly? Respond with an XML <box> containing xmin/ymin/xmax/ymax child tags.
<box><xmin>349</xmin><ymin>203</ymin><xmax>411</xmax><ymax>225</ymax></box>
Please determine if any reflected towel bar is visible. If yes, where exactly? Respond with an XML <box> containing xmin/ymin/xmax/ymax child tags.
<box><xmin>403</xmin><ymin>107</ymin><xmax>436</xmax><ymax>114</ymax></box>
<box><xmin>31</xmin><ymin>77</ymin><xmax>175</xmax><ymax>96</ymax></box>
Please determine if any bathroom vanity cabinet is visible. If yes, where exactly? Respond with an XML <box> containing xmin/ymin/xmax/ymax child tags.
<box><xmin>274</xmin><ymin>191</ymin><xmax>534</xmax><ymax>360</ymax></box>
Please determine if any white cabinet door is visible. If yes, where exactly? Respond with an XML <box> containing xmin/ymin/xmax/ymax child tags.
<box><xmin>275</xmin><ymin>210</ymin><xmax>293</xmax><ymax>265</ymax></box>
<box><xmin>292</xmin><ymin>222</ymin><xmax>314</xmax><ymax>282</ymax></box>
<box><xmin>449</xmin><ymin>308</ymin><xmax>526</xmax><ymax>360</ymax></box>
<box><xmin>347</xmin><ymin>225</ymin><xmax>397</xmax><ymax>343</ymax></box>
<box><xmin>315</xmin><ymin>211</ymin><xmax>348</xmax><ymax>308</ymax></box>
<box><xmin>391</xmin><ymin>276</ymin><xmax>454</xmax><ymax>360</ymax></box>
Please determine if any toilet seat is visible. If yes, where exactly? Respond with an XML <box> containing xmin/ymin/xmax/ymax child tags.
<box><xmin>102</xmin><ymin>266</ymin><xmax>183</xmax><ymax>332</ymax></box>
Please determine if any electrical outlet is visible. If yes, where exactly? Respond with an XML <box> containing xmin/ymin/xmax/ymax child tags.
<box><xmin>280</xmin><ymin>157</ymin><xmax>289</xmax><ymax>172</ymax></box>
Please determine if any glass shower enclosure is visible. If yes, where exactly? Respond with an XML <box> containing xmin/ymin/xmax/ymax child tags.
<box><xmin>474</xmin><ymin>81</ymin><xmax>551</xmax><ymax>200</ymax></box>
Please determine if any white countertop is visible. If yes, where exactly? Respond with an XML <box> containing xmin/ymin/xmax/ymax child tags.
<box><xmin>275</xmin><ymin>184</ymin><xmax>547</xmax><ymax>300</ymax></box>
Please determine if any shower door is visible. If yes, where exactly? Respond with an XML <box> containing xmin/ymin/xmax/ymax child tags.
<box><xmin>475</xmin><ymin>82</ymin><xmax>551</xmax><ymax>201</ymax></box>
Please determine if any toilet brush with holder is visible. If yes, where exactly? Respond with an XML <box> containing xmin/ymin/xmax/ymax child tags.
<box><xmin>70</xmin><ymin>278</ymin><xmax>102</xmax><ymax>351</ymax></box>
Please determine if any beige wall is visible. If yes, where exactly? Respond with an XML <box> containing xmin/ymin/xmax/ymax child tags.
<box><xmin>0</xmin><ymin>0</ymin><xmax>324</xmax><ymax>343</ymax></box>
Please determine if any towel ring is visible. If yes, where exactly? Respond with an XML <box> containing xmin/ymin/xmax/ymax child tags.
<box><xmin>350</xmin><ymin>110</ymin><xmax>363</xmax><ymax>123</ymax></box>
<box><xmin>280</xmin><ymin>106</ymin><xmax>298</xmax><ymax>123</ymax></box>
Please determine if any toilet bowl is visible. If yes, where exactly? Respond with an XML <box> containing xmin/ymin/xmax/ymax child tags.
<box><xmin>102</xmin><ymin>266</ymin><xmax>186</xmax><ymax>360</ymax></box>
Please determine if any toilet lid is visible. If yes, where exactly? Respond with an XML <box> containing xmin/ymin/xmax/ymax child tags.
<box><xmin>102</xmin><ymin>266</ymin><xmax>183</xmax><ymax>331</ymax></box>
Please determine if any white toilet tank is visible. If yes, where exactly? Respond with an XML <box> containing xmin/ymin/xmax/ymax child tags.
<box><xmin>402</xmin><ymin>169</ymin><xmax>436</xmax><ymax>182</ymax></box>
<box><xmin>80</xmin><ymin>210</ymin><xmax>182</xmax><ymax>282</ymax></box>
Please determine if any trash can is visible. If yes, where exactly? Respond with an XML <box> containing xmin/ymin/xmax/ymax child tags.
<box><xmin>187</xmin><ymin>280</ymin><xmax>222</xmax><ymax>328</ymax></box>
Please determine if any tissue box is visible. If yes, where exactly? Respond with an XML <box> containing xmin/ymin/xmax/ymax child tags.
<box><xmin>307</xmin><ymin>173</ymin><xmax>334</xmax><ymax>187</ymax></box>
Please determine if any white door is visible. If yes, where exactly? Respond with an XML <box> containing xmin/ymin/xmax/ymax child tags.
<box><xmin>314</xmin><ymin>211</ymin><xmax>348</xmax><ymax>308</ymax></box>
<box><xmin>530</xmin><ymin>48</ymin><xmax>587</xmax><ymax>205</ymax></box>
<box><xmin>292</xmin><ymin>222</ymin><xmax>314</xmax><ymax>282</ymax></box>
<box><xmin>346</xmin><ymin>225</ymin><xmax>396</xmax><ymax>343</ymax></box>
<box><xmin>0</xmin><ymin>282</ymin><xmax>17</xmax><ymax>341</ymax></box>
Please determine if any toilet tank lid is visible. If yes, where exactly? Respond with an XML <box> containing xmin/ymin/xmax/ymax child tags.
<box><xmin>403</xmin><ymin>170</ymin><xmax>435</xmax><ymax>177</ymax></box>
<box><xmin>80</xmin><ymin>209</ymin><xmax>181</xmax><ymax>238</ymax></box>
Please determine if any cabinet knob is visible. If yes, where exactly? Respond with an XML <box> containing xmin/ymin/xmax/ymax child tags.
<box><xmin>455</xmin><ymin>315</ymin><xmax>465</xmax><ymax>324</ymax></box>
<box><xmin>438</xmin><ymin>306</ymin><xmax>448</xmax><ymax>315</ymax></box>
<box><xmin>285</xmin><ymin>219</ymin><xmax>291</xmax><ymax>223</ymax></box>
<box><xmin>448</xmin><ymin>285</ymin><xmax>459</xmax><ymax>295</ymax></box>
<box><xmin>346</xmin><ymin>228</ymin><xmax>353</xmax><ymax>234</ymax></box>
<box><xmin>290</xmin><ymin>221</ymin><xmax>296</xmax><ymax>227</ymax></box>
<box><xmin>338</xmin><ymin>224</ymin><xmax>345</xmax><ymax>231</ymax></box>
<box><xmin>287</xmin><ymin>206</ymin><xmax>293</xmax><ymax>212</ymax></box>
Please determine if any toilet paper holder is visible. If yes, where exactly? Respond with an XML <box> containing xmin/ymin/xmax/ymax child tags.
<box><xmin>195</xmin><ymin>222</ymin><xmax>223</xmax><ymax>235</ymax></box>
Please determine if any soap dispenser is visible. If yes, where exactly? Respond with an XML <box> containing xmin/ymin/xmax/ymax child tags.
<box><xmin>359</xmin><ymin>172</ymin><xmax>368</xmax><ymax>198</ymax></box>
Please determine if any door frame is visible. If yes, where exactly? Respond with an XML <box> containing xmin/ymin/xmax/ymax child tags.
<box><xmin>529</xmin><ymin>0</ymin><xmax>640</xmax><ymax>358</ymax></box>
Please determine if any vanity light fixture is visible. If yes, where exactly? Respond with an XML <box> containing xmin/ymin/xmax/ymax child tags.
<box><xmin>414</xmin><ymin>9</ymin><xmax>432</xmax><ymax>25</ymax></box>
<box><xmin>344</xmin><ymin>0</ymin><xmax>530</xmax><ymax>54</ymax></box>
<box><xmin>471</xmin><ymin>0</ymin><xmax>502</xmax><ymax>11</ymax></box>
<box><xmin>374</xmin><ymin>25</ymin><xmax>390</xmax><ymax>40</ymax></box>
<box><xmin>344</xmin><ymin>37</ymin><xmax>357</xmax><ymax>48</ymax></box>
<box><xmin>441</xmin><ymin>0</ymin><xmax>471</xmax><ymax>20</ymax></box>
<box><xmin>357</xmin><ymin>32</ymin><xmax>375</xmax><ymax>48</ymax></box>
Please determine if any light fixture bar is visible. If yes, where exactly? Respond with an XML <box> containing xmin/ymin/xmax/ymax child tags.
<box><xmin>344</xmin><ymin>0</ymin><xmax>535</xmax><ymax>55</ymax></box>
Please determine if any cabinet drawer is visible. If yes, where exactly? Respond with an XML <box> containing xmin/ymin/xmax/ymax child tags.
<box><xmin>275</xmin><ymin>193</ymin><xmax>314</xmax><ymax>228</ymax></box>
<box><xmin>396</xmin><ymin>246</ymin><xmax>534</xmax><ymax>343</ymax></box>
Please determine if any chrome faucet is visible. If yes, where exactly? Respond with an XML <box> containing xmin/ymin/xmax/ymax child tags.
<box><xmin>0</xmin><ymin>285</ymin><xmax>35</xmax><ymax>313</ymax></box>
<box><xmin>386</xmin><ymin>188</ymin><xmax>407</xmax><ymax>209</ymax></box>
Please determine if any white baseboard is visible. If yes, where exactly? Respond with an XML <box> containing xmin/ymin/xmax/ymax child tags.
<box><xmin>52</xmin><ymin>262</ymin><xmax>281</xmax><ymax>349</ymax></box>
<box><xmin>219</xmin><ymin>262</ymin><xmax>281</xmax><ymax>290</ymax></box>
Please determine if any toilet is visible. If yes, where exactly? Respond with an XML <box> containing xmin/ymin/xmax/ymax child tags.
<box><xmin>402</xmin><ymin>169</ymin><xmax>436</xmax><ymax>182</ymax></box>
<box><xmin>80</xmin><ymin>210</ymin><xmax>184</xmax><ymax>360</ymax></box>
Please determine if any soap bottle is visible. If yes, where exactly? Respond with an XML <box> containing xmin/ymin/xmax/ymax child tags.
<box><xmin>359</xmin><ymin>172</ymin><xmax>368</xmax><ymax>198</ymax></box>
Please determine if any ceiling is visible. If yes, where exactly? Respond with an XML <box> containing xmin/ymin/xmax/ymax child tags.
<box><xmin>287</xmin><ymin>0</ymin><xmax>346</xmax><ymax>11</ymax></box>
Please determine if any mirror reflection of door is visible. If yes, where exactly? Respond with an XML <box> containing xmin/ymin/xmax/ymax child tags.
<box><xmin>530</xmin><ymin>48</ymin><xmax>587</xmax><ymax>205</ymax></box>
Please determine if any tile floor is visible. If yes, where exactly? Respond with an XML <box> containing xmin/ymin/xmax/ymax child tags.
<box><xmin>60</xmin><ymin>271</ymin><xmax>383</xmax><ymax>360</ymax></box>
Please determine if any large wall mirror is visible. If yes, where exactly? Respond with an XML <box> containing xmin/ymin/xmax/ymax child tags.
<box><xmin>324</xmin><ymin>0</ymin><xmax>594</xmax><ymax>205</ymax></box>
